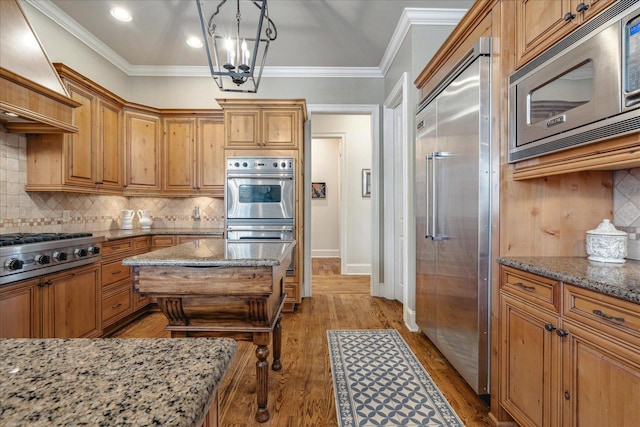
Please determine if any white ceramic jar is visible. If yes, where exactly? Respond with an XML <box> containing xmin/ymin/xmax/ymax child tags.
<box><xmin>585</xmin><ymin>219</ymin><xmax>628</xmax><ymax>263</ymax></box>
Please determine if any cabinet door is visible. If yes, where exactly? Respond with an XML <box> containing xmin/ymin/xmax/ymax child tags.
<box><xmin>263</xmin><ymin>109</ymin><xmax>299</xmax><ymax>148</ymax></box>
<box><xmin>65</xmin><ymin>82</ymin><xmax>97</xmax><ymax>187</ymax></box>
<box><xmin>500</xmin><ymin>293</ymin><xmax>561</xmax><ymax>427</ymax></box>
<box><xmin>225</xmin><ymin>110</ymin><xmax>260</xmax><ymax>147</ymax></box>
<box><xmin>198</xmin><ymin>118</ymin><xmax>225</xmax><ymax>190</ymax></box>
<box><xmin>43</xmin><ymin>264</ymin><xmax>101</xmax><ymax>338</ymax></box>
<box><xmin>0</xmin><ymin>278</ymin><xmax>42</xmax><ymax>338</ymax></box>
<box><xmin>515</xmin><ymin>0</ymin><xmax>576</xmax><ymax>68</ymax></box>
<box><xmin>562</xmin><ymin>321</ymin><xmax>640</xmax><ymax>427</ymax></box>
<box><xmin>125</xmin><ymin>111</ymin><xmax>161</xmax><ymax>192</ymax></box>
<box><xmin>96</xmin><ymin>98</ymin><xmax>122</xmax><ymax>190</ymax></box>
<box><xmin>163</xmin><ymin>118</ymin><xmax>196</xmax><ymax>192</ymax></box>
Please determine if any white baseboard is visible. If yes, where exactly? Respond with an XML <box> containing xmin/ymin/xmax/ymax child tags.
<box><xmin>404</xmin><ymin>305</ymin><xmax>418</xmax><ymax>332</ymax></box>
<box><xmin>311</xmin><ymin>249</ymin><xmax>340</xmax><ymax>257</ymax></box>
<box><xmin>344</xmin><ymin>263</ymin><xmax>371</xmax><ymax>275</ymax></box>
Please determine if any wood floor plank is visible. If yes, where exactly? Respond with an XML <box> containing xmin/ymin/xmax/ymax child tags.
<box><xmin>113</xmin><ymin>258</ymin><xmax>491</xmax><ymax>426</ymax></box>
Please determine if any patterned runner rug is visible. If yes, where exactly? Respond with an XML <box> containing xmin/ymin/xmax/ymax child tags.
<box><xmin>327</xmin><ymin>329</ymin><xmax>464</xmax><ymax>426</ymax></box>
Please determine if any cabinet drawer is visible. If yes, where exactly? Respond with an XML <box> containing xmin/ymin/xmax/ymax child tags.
<box><xmin>133</xmin><ymin>236</ymin><xmax>150</xmax><ymax>252</ymax></box>
<box><xmin>102</xmin><ymin>259</ymin><xmax>131</xmax><ymax>288</ymax></box>
<box><xmin>102</xmin><ymin>284</ymin><xmax>133</xmax><ymax>326</ymax></box>
<box><xmin>151</xmin><ymin>235</ymin><xmax>175</xmax><ymax>248</ymax></box>
<box><xmin>102</xmin><ymin>239</ymin><xmax>134</xmax><ymax>257</ymax></box>
<box><xmin>564</xmin><ymin>285</ymin><xmax>640</xmax><ymax>345</ymax></box>
<box><xmin>501</xmin><ymin>266</ymin><xmax>560</xmax><ymax>313</ymax></box>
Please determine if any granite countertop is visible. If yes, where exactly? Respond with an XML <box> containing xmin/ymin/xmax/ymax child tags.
<box><xmin>497</xmin><ymin>257</ymin><xmax>640</xmax><ymax>304</ymax></box>
<box><xmin>93</xmin><ymin>228</ymin><xmax>225</xmax><ymax>241</ymax></box>
<box><xmin>0</xmin><ymin>338</ymin><xmax>236</xmax><ymax>427</ymax></box>
<box><xmin>122</xmin><ymin>239</ymin><xmax>296</xmax><ymax>268</ymax></box>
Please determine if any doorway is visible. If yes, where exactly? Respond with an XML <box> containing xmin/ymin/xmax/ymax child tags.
<box><xmin>304</xmin><ymin>105</ymin><xmax>379</xmax><ymax>299</ymax></box>
<box><xmin>310</xmin><ymin>137</ymin><xmax>342</xmax><ymax>272</ymax></box>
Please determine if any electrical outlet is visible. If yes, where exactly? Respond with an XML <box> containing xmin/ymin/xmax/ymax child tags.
<box><xmin>62</xmin><ymin>210</ymin><xmax>70</xmax><ymax>222</ymax></box>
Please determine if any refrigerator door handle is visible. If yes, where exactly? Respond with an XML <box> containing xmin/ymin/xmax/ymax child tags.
<box><xmin>426</xmin><ymin>154</ymin><xmax>433</xmax><ymax>239</ymax></box>
<box><xmin>433</xmin><ymin>151</ymin><xmax>452</xmax><ymax>241</ymax></box>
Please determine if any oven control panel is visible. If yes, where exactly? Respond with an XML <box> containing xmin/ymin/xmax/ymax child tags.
<box><xmin>227</xmin><ymin>157</ymin><xmax>294</xmax><ymax>173</ymax></box>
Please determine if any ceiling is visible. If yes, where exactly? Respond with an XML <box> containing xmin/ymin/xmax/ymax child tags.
<box><xmin>31</xmin><ymin>0</ymin><xmax>473</xmax><ymax>76</ymax></box>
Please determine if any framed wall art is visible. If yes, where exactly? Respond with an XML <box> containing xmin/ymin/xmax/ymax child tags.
<box><xmin>312</xmin><ymin>182</ymin><xmax>326</xmax><ymax>199</ymax></box>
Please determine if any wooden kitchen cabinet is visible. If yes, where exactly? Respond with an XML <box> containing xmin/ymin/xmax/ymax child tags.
<box><xmin>0</xmin><ymin>264</ymin><xmax>101</xmax><ymax>339</ymax></box>
<box><xmin>219</xmin><ymin>99</ymin><xmax>307</xmax><ymax>311</ymax></box>
<box><xmin>151</xmin><ymin>234</ymin><xmax>223</xmax><ymax>251</ymax></box>
<box><xmin>220</xmin><ymin>99</ymin><xmax>303</xmax><ymax>149</ymax></box>
<box><xmin>515</xmin><ymin>0</ymin><xmax>616</xmax><ymax>69</ymax></box>
<box><xmin>100</xmin><ymin>236</ymin><xmax>152</xmax><ymax>330</ymax></box>
<box><xmin>43</xmin><ymin>263</ymin><xmax>101</xmax><ymax>338</ymax></box>
<box><xmin>162</xmin><ymin>115</ymin><xmax>224</xmax><ymax>196</ymax></box>
<box><xmin>0</xmin><ymin>278</ymin><xmax>42</xmax><ymax>338</ymax></box>
<box><xmin>124</xmin><ymin>109</ymin><xmax>162</xmax><ymax>194</ymax></box>
<box><xmin>499</xmin><ymin>265</ymin><xmax>640</xmax><ymax>427</ymax></box>
<box><xmin>26</xmin><ymin>66</ymin><xmax>124</xmax><ymax>194</ymax></box>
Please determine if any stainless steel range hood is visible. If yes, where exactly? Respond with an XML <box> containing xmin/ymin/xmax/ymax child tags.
<box><xmin>0</xmin><ymin>0</ymin><xmax>78</xmax><ymax>134</ymax></box>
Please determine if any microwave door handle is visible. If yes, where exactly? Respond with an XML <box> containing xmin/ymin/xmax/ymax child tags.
<box><xmin>425</xmin><ymin>154</ymin><xmax>433</xmax><ymax>239</ymax></box>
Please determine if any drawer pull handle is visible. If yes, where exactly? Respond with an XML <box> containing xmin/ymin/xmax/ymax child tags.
<box><xmin>592</xmin><ymin>309</ymin><xmax>625</xmax><ymax>322</ymax></box>
<box><xmin>515</xmin><ymin>282</ymin><xmax>535</xmax><ymax>291</ymax></box>
<box><xmin>112</xmin><ymin>303</ymin><xmax>122</xmax><ymax>309</ymax></box>
<box><xmin>111</xmin><ymin>270</ymin><xmax>123</xmax><ymax>275</ymax></box>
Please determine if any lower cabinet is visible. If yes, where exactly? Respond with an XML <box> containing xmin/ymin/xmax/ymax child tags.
<box><xmin>499</xmin><ymin>266</ymin><xmax>640</xmax><ymax>427</ymax></box>
<box><xmin>101</xmin><ymin>236</ymin><xmax>151</xmax><ymax>331</ymax></box>
<box><xmin>0</xmin><ymin>263</ymin><xmax>101</xmax><ymax>338</ymax></box>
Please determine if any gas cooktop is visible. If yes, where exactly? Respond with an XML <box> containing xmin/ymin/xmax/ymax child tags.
<box><xmin>0</xmin><ymin>232</ymin><xmax>93</xmax><ymax>246</ymax></box>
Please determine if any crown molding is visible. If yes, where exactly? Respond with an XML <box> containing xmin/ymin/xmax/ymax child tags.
<box><xmin>379</xmin><ymin>8</ymin><xmax>467</xmax><ymax>76</ymax></box>
<box><xmin>24</xmin><ymin>0</ymin><xmax>464</xmax><ymax>80</ymax></box>
<box><xmin>22</xmin><ymin>0</ymin><xmax>132</xmax><ymax>75</ymax></box>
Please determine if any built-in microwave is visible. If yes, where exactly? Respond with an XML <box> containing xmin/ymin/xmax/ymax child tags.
<box><xmin>508</xmin><ymin>1</ymin><xmax>640</xmax><ymax>163</ymax></box>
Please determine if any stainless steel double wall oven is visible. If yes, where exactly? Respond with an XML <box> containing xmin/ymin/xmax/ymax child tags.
<box><xmin>225</xmin><ymin>157</ymin><xmax>295</xmax><ymax>275</ymax></box>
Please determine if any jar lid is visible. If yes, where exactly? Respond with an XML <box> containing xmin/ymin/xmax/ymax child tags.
<box><xmin>586</xmin><ymin>219</ymin><xmax>627</xmax><ymax>236</ymax></box>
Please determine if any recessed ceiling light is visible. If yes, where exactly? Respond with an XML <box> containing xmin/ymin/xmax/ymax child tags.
<box><xmin>186</xmin><ymin>36</ymin><xmax>203</xmax><ymax>48</ymax></box>
<box><xmin>110</xmin><ymin>7</ymin><xmax>132</xmax><ymax>22</ymax></box>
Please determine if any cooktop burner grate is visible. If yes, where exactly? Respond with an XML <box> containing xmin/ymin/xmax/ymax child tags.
<box><xmin>0</xmin><ymin>233</ymin><xmax>93</xmax><ymax>246</ymax></box>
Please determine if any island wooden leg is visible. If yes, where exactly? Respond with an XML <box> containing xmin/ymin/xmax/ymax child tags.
<box><xmin>255</xmin><ymin>344</ymin><xmax>270</xmax><ymax>423</ymax></box>
<box><xmin>272</xmin><ymin>314</ymin><xmax>282</xmax><ymax>371</ymax></box>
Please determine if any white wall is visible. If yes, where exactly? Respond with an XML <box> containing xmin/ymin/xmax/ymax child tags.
<box><xmin>311</xmin><ymin>138</ymin><xmax>341</xmax><ymax>257</ymax></box>
<box><xmin>312</xmin><ymin>115</ymin><xmax>372</xmax><ymax>275</ymax></box>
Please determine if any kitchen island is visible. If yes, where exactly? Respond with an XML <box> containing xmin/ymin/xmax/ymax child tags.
<box><xmin>123</xmin><ymin>239</ymin><xmax>295</xmax><ymax>423</ymax></box>
<box><xmin>0</xmin><ymin>338</ymin><xmax>236</xmax><ymax>426</ymax></box>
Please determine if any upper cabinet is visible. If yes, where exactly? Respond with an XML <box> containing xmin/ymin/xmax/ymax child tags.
<box><xmin>515</xmin><ymin>0</ymin><xmax>616</xmax><ymax>68</ymax></box>
<box><xmin>123</xmin><ymin>109</ymin><xmax>162</xmax><ymax>194</ymax></box>
<box><xmin>219</xmin><ymin>99</ymin><xmax>304</xmax><ymax>149</ymax></box>
<box><xmin>161</xmin><ymin>114</ymin><xmax>225</xmax><ymax>197</ymax></box>
<box><xmin>26</xmin><ymin>66</ymin><xmax>124</xmax><ymax>194</ymax></box>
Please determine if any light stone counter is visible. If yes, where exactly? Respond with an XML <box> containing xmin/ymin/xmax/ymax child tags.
<box><xmin>93</xmin><ymin>228</ymin><xmax>225</xmax><ymax>241</ymax></box>
<box><xmin>122</xmin><ymin>239</ymin><xmax>296</xmax><ymax>268</ymax></box>
<box><xmin>0</xmin><ymin>338</ymin><xmax>236</xmax><ymax>427</ymax></box>
<box><xmin>497</xmin><ymin>257</ymin><xmax>640</xmax><ymax>304</ymax></box>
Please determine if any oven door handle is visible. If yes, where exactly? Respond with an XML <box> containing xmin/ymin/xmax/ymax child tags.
<box><xmin>227</xmin><ymin>227</ymin><xmax>294</xmax><ymax>232</ymax></box>
<box><xmin>226</xmin><ymin>173</ymin><xmax>294</xmax><ymax>179</ymax></box>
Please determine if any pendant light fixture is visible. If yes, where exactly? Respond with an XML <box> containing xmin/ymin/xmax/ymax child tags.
<box><xmin>196</xmin><ymin>0</ymin><xmax>277</xmax><ymax>93</ymax></box>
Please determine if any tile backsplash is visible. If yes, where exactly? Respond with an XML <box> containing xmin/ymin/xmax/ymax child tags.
<box><xmin>0</xmin><ymin>127</ymin><xmax>224</xmax><ymax>234</ymax></box>
<box><xmin>613</xmin><ymin>169</ymin><xmax>640</xmax><ymax>260</ymax></box>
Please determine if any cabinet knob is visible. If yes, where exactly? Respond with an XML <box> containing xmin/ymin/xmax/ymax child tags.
<box><xmin>576</xmin><ymin>2</ymin><xmax>589</xmax><ymax>13</ymax></box>
<box><xmin>563</xmin><ymin>11</ymin><xmax>576</xmax><ymax>21</ymax></box>
<box><xmin>564</xmin><ymin>391</ymin><xmax>570</xmax><ymax>400</ymax></box>
<box><xmin>556</xmin><ymin>329</ymin><xmax>569</xmax><ymax>337</ymax></box>
<box><xmin>544</xmin><ymin>323</ymin><xmax>556</xmax><ymax>332</ymax></box>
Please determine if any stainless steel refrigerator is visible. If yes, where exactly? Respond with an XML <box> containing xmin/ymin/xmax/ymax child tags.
<box><xmin>415</xmin><ymin>37</ymin><xmax>491</xmax><ymax>396</ymax></box>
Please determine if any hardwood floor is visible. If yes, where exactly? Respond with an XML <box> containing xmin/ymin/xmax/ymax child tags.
<box><xmin>114</xmin><ymin>258</ymin><xmax>492</xmax><ymax>426</ymax></box>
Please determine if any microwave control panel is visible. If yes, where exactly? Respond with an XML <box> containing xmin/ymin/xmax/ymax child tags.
<box><xmin>625</xmin><ymin>15</ymin><xmax>640</xmax><ymax>94</ymax></box>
